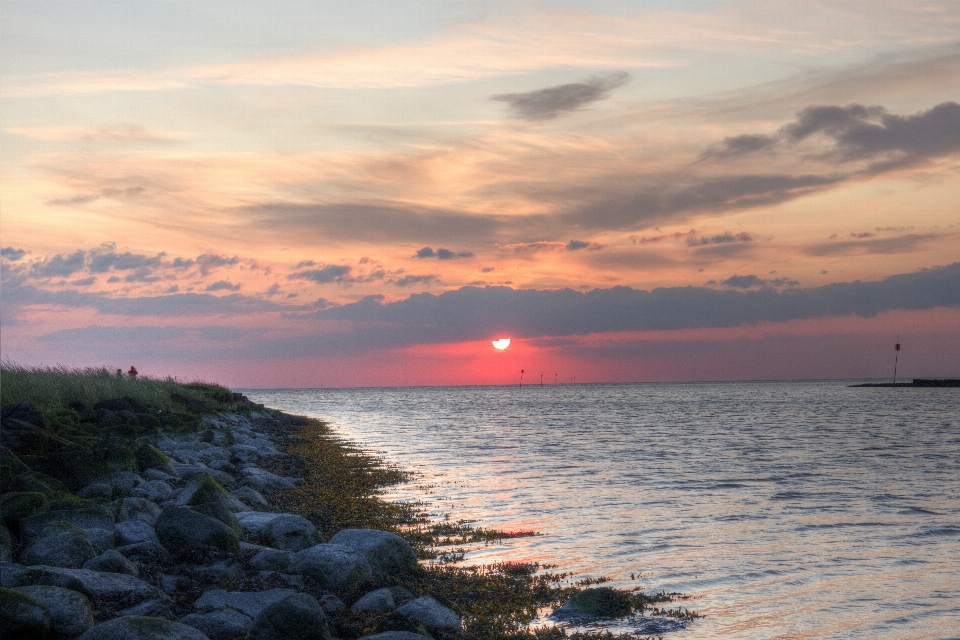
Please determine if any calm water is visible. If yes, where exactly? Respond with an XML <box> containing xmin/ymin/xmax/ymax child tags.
<box><xmin>242</xmin><ymin>382</ymin><xmax>960</xmax><ymax>639</ymax></box>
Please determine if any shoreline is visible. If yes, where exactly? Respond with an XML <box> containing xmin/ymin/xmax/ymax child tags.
<box><xmin>1</xmin><ymin>366</ymin><xmax>694</xmax><ymax>639</ymax></box>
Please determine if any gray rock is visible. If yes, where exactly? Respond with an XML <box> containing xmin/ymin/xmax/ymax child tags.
<box><xmin>251</xmin><ymin>593</ymin><xmax>330</xmax><ymax>640</ymax></box>
<box><xmin>115</xmin><ymin>520</ymin><xmax>159</xmax><ymax>546</ymax></box>
<box><xmin>184</xmin><ymin>559</ymin><xmax>242</xmax><ymax>583</ymax></box>
<box><xmin>115</xmin><ymin>498</ymin><xmax>161</xmax><ymax>525</ymax></box>
<box><xmin>362</xmin><ymin>633</ymin><xmax>433</xmax><ymax>640</ymax></box>
<box><xmin>329</xmin><ymin>529</ymin><xmax>418</xmax><ymax>575</ymax></box>
<box><xmin>195</xmin><ymin>588</ymin><xmax>297</xmax><ymax>619</ymax></box>
<box><xmin>21</xmin><ymin>521</ymin><xmax>97</xmax><ymax>568</ymax></box>
<box><xmin>76</xmin><ymin>616</ymin><xmax>209</xmax><ymax>640</ymax></box>
<box><xmin>154</xmin><ymin>506</ymin><xmax>240</xmax><ymax>558</ymax></box>
<box><xmin>15</xmin><ymin>584</ymin><xmax>95</xmax><ymax>639</ymax></box>
<box><xmin>20</xmin><ymin>506</ymin><xmax>115</xmax><ymax>541</ymax></box>
<box><xmin>118</xmin><ymin>597</ymin><xmax>175</xmax><ymax>619</ymax></box>
<box><xmin>181</xmin><ymin>609</ymin><xmax>253</xmax><ymax>640</ymax></box>
<box><xmin>2</xmin><ymin>565</ymin><xmax>167</xmax><ymax>611</ymax></box>
<box><xmin>260</xmin><ymin>514</ymin><xmax>321</xmax><ymax>551</ymax></box>
<box><xmin>131</xmin><ymin>480</ymin><xmax>173</xmax><ymax>502</ymax></box>
<box><xmin>78</xmin><ymin>482</ymin><xmax>114</xmax><ymax>499</ymax></box>
<box><xmin>142</xmin><ymin>469</ymin><xmax>178</xmax><ymax>483</ymax></box>
<box><xmin>395</xmin><ymin>596</ymin><xmax>461</xmax><ymax>631</ymax></box>
<box><xmin>235</xmin><ymin>511</ymin><xmax>283</xmax><ymax>536</ymax></box>
<box><xmin>290</xmin><ymin>544</ymin><xmax>372</xmax><ymax>592</ymax></box>
<box><xmin>115</xmin><ymin>541</ymin><xmax>169</xmax><ymax>564</ymax></box>
<box><xmin>158</xmin><ymin>574</ymin><xmax>188</xmax><ymax>595</ymax></box>
<box><xmin>175</xmin><ymin>473</ymin><xmax>244</xmax><ymax>512</ymax></box>
<box><xmin>110</xmin><ymin>472</ymin><xmax>143</xmax><ymax>495</ymax></box>
<box><xmin>190</xmin><ymin>502</ymin><xmax>242</xmax><ymax>536</ymax></box>
<box><xmin>231</xmin><ymin>487</ymin><xmax>269</xmax><ymax>510</ymax></box>
<box><xmin>86</xmin><ymin>527</ymin><xmax>117</xmax><ymax>554</ymax></box>
<box><xmin>248</xmin><ymin>549</ymin><xmax>291</xmax><ymax>572</ymax></box>
<box><xmin>0</xmin><ymin>586</ymin><xmax>52</xmax><ymax>639</ymax></box>
<box><xmin>207</xmin><ymin>459</ymin><xmax>234</xmax><ymax>474</ymax></box>
<box><xmin>172</xmin><ymin>465</ymin><xmax>238</xmax><ymax>490</ymax></box>
<box><xmin>84</xmin><ymin>549</ymin><xmax>140</xmax><ymax>576</ymax></box>
<box><xmin>240</xmin><ymin>468</ymin><xmax>297</xmax><ymax>492</ymax></box>
<box><xmin>318</xmin><ymin>594</ymin><xmax>346</xmax><ymax>614</ymax></box>
<box><xmin>351</xmin><ymin>587</ymin><xmax>396</xmax><ymax>614</ymax></box>
<box><xmin>1</xmin><ymin>521</ymin><xmax>13</xmax><ymax>563</ymax></box>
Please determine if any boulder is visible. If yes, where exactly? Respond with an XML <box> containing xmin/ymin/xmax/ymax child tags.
<box><xmin>76</xmin><ymin>616</ymin><xmax>209</xmax><ymax>640</ymax></box>
<box><xmin>235</xmin><ymin>511</ymin><xmax>283</xmax><ymax>536</ymax></box>
<box><xmin>154</xmin><ymin>506</ymin><xmax>240</xmax><ymax>558</ymax></box>
<box><xmin>134</xmin><ymin>444</ymin><xmax>176</xmax><ymax>476</ymax></box>
<box><xmin>290</xmin><ymin>544</ymin><xmax>373</xmax><ymax>592</ymax></box>
<box><xmin>1</xmin><ymin>520</ymin><xmax>13</xmax><ymax>563</ymax></box>
<box><xmin>394</xmin><ymin>597</ymin><xmax>461</xmax><ymax>631</ymax></box>
<box><xmin>142</xmin><ymin>469</ymin><xmax>178</xmax><ymax>483</ymax></box>
<box><xmin>20</xmin><ymin>521</ymin><xmax>97</xmax><ymax>568</ymax></box>
<box><xmin>231</xmin><ymin>487</ymin><xmax>269</xmax><ymax>511</ymax></box>
<box><xmin>115</xmin><ymin>541</ymin><xmax>169</xmax><ymax>564</ymax></box>
<box><xmin>1</xmin><ymin>564</ymin><xmax>167</xmax><ymax>612</ymax></box>
<box><xmin>329</xmin><ymin>529</ymin><xmax>418</xmax><ymax>575</ymax></box>
<box><xmin>0</xmin><ymin>492</ymin><xmax>48</xmax><ymax>527</ymax></box>
<box><xmin>130</xmin><ymin>480</ymin><xmax>173</xmax><ymax>502</ymax></box>
<box><xmin>115</xmin><ymin>498</ymin><xmax>161</xmax><ymax>525</ymax></box>
<box><xmin>260</xmin><ymin>514</ymin><xmax>322</xmax><ymax>551</ymax></box>
<box><xmin>86</xmin><ymin>527</ymin><xmax>117</xmax><ymax>554</ymax></box>
<box><xmin>0</xmin><ymin>586</ymin><xmax>51</xmax><ymax>640</ymax></box>
<box><xmin>248</xmin><ymin>549</ymin><xmax>291</xmax><ymax>572</ymax></box>
<box><xmin>20</xmin><ymin>505</ymin><xmax>115</xmax><ymax>541</ymax></box>
<box><xmin>16</xmin><ymin>584</ymin><xmax>95</xmax><ymax>638</ymax></box>
<box><xmin>175</xmin><ymin>473</ymin><xmax>244</xmax><ymax>512</ymax></box>
<box><xmin>318</xmin><ymin>594</ymin><xmax>346</xmax><ymax>614</ymax></box>
<box><xmin>181</xmin><ymin>609</ymin><xmax>253</xmax><ymax>640</ymax></box>
<box><xmin>240</xmin><ymin>468</ymin><xmax>297</xmax><ymax>492</ymax></box>
<box><xmin>251</xmin><ymin>593</ymin><xmax>330</xmax><ymax>640</ymax></box>
<box><xmin>118</xmin><ymin>598</ymin><xmax>175</xmax><ymax>619</ymax></box>
<box><xmin>194</xmin><ymin>588</ymin><xmax>297</xmax><ymax>619</ymax></box>
<box><xmin>551</xmin><ymin>587</ymin><xmax>633</xmax><ymax>619</ymax></box>
<box><xmin>115</xmin><ymin>520</ymin><xmax>160</xmax><ymax>546</ymax></box>
<box><xmin>172</xmin><ymin>465</ymin><xmax>237</xmax><ymax>490</ymax></box>
<box><xmin>84</xmin><ymin>549</ymin><xmax>140</xmax><ymax>576</ymax></box>
<box><xmin>363</xmin><ymin>633</ymin><xmax>433</xmax><ymax>640</ymax></box>
<box><xmin>351</xmin><ymin>587</ymin><xmax>396</xmax><ymax>614</ymax></box>
<box><xmin>110</xmin><ymin>472</ymin><xmax>143</xmax><ymax>495</ymax></box>
<box><xmin>191</xmin><ymin>502</ymin><xmax>242</xmax><ymax>536</ymax></box>
<box><xmin>77</xmin><ymin>482</ymin><xmax>114</xmax><ymax>500</ymax></box>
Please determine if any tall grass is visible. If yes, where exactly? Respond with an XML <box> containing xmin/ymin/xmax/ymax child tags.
<box><xmin>0</xmin><ymin>362</ymin><xmax>218</xmax><ymax>415</ymax></box>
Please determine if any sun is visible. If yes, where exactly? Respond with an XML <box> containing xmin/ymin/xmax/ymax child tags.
<box><xmin>492</xmin><ymin>338</ymin><xmax>511</xmax><ymax>350</ymax></box>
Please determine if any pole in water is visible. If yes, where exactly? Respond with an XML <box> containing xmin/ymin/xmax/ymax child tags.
<box><xmin>520</xmin><ymin>369</ymin><xmax>524</xmax><ymax>388</ymax></box>
<box><xmin>893</xmin><ymin>336</ymin><xmax>901</xmax><ymax>386</ymax></box>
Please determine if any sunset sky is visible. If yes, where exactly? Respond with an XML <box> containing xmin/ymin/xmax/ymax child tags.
<box><xmin>2</xmin><ymin>1</ymin><xmax>959</xmax><ymax>388</ymax></box>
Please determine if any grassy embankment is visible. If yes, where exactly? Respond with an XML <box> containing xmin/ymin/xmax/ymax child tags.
<box><xmin>1</xmin><ymin>364</ymin><xmax>696</xmax><ymax>640</ymax></box>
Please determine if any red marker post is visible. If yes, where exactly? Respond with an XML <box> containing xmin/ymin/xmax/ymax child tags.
<box><xmin>893</xmin><ymin>338</ymin><xmax>901</xmax><ymax>386</ymax></box>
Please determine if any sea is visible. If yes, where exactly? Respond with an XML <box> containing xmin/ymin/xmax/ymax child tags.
<box><xmin>241</xmin><ymin>381</ymin><xmax>960</xmax><ymax>639</ymax></box>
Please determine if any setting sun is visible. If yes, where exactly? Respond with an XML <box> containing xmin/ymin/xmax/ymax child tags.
<box><xmin>492</xmin><ymin>338</ymin><xmax>511</xmax><ymax>350</ymax></box>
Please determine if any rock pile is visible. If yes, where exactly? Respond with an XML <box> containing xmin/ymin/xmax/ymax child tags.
<box><xmin>1</xmin><ymin>401</ymin><xmax>460</xmax><ymax>640</ymax></box>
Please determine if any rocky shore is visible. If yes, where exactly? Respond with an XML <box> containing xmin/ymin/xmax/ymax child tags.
<box><xmin>1</xmin><ymin>397</ymin><xmax>462</xmax><ymax>640</ymax></box>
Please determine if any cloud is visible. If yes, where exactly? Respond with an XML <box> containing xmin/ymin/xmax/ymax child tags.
<box><xmin>415</xmin><ymin>247</ymin><xmax>474</xmax><ymax>260</ymax></box>
<box><xmin>492</xmin><ymin>71</ymin><xmax>630</xmax><ymax>121</ymax></box>
<box><xmin>307</xmin><ymin>262</ymin><xmax>960</xmax><ymax>352</ymax></box>
<box><xmin>30</xmin><ymin>251</ymin><xmax>87</xmax><ymax>278</ymax></box>
<box><xmin>71</xmin><ymin>276</ymin><xmax>96</xmax><ymax>286</ymax></box>
<box><xmin>803</xmin><ymin>233</ymin><xmax>940</xmax><ymax>256</ymax></box>
<box><xmin>1</xmin><ymin>247</ymin><xmax>27</xmax><ymax>261</ymax></box>
<box><xmin>704</xmin><ymin>101</ymin><xmax>960</xmax><ymax>170</ymax></box>
<box><xmin>290</xmin><ymin>264</ymin><xmax>353</xmax><ymax>284</ymax></box>
<box><xmin>686</xmin><ymin>232</ymin><xmax>753</xmax><ymax>247</ymax></box>
<box><xmin>88</xmin><ymin>247</ymin><xmax>164</xmax><ymax>273</ymax></box>
<box><xmin>6</xmin><ymin>124</ymin><xmax>180</xmax><ymax>143</ymax></box>
<box><xmin>720</xmin><ymin>275</ymin><xmax>798</xmax><ymax>289</ymax></box>
<box><xmin>394</xmin><ymin>274</ymin><xmax>439</xmax><ymax>288</ymax></box>
<box><xmin>205</xmin><ymin>280</ymin><xmax>241</xmax><ymax>292</ymax></box>
<box><xmin>196</xmin><ymin>253</ymin><xmax>240</xmax><ymax>276</ymax></box>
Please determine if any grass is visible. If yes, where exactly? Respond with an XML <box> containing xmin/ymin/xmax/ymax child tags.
<box><xmin>0</xmin><ymin>362</ymin><xmax>254</xmax><ymax>418</ymax></box>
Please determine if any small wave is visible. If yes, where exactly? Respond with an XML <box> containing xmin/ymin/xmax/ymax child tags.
<box><xmin>898</xmin><ymin>506</ymin><xmax>938</xmax><ymax>515</ymax></box>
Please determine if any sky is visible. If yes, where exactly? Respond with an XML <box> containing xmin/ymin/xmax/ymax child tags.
<box><xmin>2</xmin><ymin>0</ymin><xmax>959</xmax><ymax>388</ymax></box>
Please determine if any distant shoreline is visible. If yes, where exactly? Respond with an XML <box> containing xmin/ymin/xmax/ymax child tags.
<box><xmin>849</xmin><ymin>378</ymin><xmax>960</xmax><ymax>387</ymax></box>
